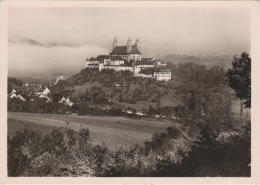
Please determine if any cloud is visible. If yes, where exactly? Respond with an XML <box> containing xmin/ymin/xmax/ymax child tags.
<box><xmin>9</xmin><ymin>38</ymin><xmax>82</xmax><ymax>48</ymax></box>
<box><xmin>8</xmin><ymin>40</ymin><xmax>109</xmax><ymax>77</ymax></box>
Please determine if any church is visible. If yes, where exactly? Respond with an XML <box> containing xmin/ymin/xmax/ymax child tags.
<box><xmin>85</xmin><ymin>37</ymin><xmax>171</xmax><ymax>81</ymax></box>
<box><xmin>109</xmin><ymin>37</ymin><xmax>142</xmax><ymax>62</ymax></box>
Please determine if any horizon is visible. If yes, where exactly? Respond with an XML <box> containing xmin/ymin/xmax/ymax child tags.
<box><xmin>8</xmin><ymin>7</ymin><xmax>251</xmax><ymax>76</ymax></box>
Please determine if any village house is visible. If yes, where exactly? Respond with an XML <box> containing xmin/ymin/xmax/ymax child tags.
<box><xmin>54</xmin><ymin>75</ymin><xmax>65</xmax><ymax>85</ymax></box>
<box><xmin>10</xmin><ymin>93</ymin><xmax>17</xmax><ymax>99</ymax></box>
<box><xmin>42</xmin><ymin>88</ymin><xmax>50</xmax><ymax>96</ymax></box>
<box><xmin>59</xmin><ymin>96</ymin><xmax>74</xmax><ymax>106</ymax></box>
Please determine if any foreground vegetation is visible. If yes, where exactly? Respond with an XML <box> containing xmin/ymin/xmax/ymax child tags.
<box><xmin>8</xmin><ymin>118</ymin><xmax>250</xmax><ymax>177</ymax></box>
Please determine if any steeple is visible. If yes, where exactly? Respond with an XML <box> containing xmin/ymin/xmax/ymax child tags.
<box><xmin>127</xmin><ymin>37</ymin><xmax>132</xmax><ymax>53</ymax></box>
<box><xmin>135</xmin><ymin>37</ymin><xmax>140</xmax><ymax>50</ymax></box>
<box><xmin>112</xmin><ymin>36</ymin><xmax>118</xmax><ymax>50</ymax></box>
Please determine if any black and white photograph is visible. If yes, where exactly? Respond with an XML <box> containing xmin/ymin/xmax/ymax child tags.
<box><xmin>0</xmin><ymin>1</ymin><xmax>259</xmax><ymax>183</ymax></box>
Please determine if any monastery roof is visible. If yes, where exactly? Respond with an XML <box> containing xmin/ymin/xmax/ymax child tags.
<box><xmin>96</xmin><ymin>55</ymin><xmax>110</xmax><ymax>61</ymax></box>
<box><xmin>88</xmin><ymin>57</ymin><xmax>96</xmax><ymax>61</ymax></box>
<box><xmin>128</xmin><ymin>46</ymin><xmax>142</xmax><ymax>54</ymax></box>
<box><xmin>141</xmin><ymin>58</ymin><xmax>154</xmax><ymax>62</ymax></box>
<box><xmin>110</xmin><ymin>56</ymin><xmax>124</xmax><ymax>61</ymax></box>
<box><xmin>135</xmin><ymin>60</ymin><xmax>155</xmax><ymax>65</ymax></box>
<box><xmin>110</xmin><ymin>45</ymin><xmax>141</xmax><ymax>55</ymax></box>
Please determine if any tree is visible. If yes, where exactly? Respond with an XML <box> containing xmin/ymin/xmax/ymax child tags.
<box><xmin>226</xmin><ymin>52</ymin><xmax>251</xmax><ymax>108</ymax></box>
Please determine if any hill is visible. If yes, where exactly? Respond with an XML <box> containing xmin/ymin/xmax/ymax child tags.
<box><xmin>65</xmin><ymin>68</ymin><xmax>184</xmax><ymax>112</ymax></box>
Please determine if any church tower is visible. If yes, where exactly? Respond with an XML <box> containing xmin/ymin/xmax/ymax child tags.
<box><xmin>135</xmin><ymin>37</ymin><xmax>140</xmax><ymax>50</ymax></box>
<box><xmin>112</xmin><ymin>36</ymin><xmax>118</xmax><ymax>50</ymax></box>
<box><xmin>126</xmin><ymin>37</ymin><xmax>132</xmax><ymax>53</ymax></box>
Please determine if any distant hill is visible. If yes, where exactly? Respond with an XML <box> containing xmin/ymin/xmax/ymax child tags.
<box><xmin>163</xmin><ymin>54</ymin><xmax>233</xmax><ymax>70</ymax></box>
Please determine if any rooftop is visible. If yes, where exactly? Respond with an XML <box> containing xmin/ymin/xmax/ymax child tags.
<box><xmin>154</xmin><ymin>67</ymin><xmax>171</xmax><ymax>72</ymax></box>
<box><xmin>110</xmin><ymin>45</ymin><xmax>141</xmax><ymax>55</ymax></box>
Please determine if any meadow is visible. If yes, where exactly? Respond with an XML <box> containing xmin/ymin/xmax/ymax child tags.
<box><xmin>8</xmin><ymin>112</ymin><xmax>169</xmax><ymax>149</ymax></box>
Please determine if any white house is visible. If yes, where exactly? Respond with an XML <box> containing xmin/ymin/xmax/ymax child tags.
<box><xmin>42</xmin><ymin>88</ymin><xmax>50</xmax><ymax>96</ymax></box>
<box><xmin>153</xmin><ymin>67</ymin><xmax>171</xmax><ymax>81</ymax></box>
<box><xmin>10</xmin><ymin>89</ymin><xmax>17</xmax><ymax>94</ymax></box>
<box><xmin>54</xmin><ymin>75</ymin><xmax>65</xmax><ymax>85</ymax></box>
<box><xmin>59</xmin><ymin>96</ymin><xmax>67</xmax><ymax>103</ymax></box>
<box><xmin>24</xmin><ymin>82</ymin><xmax>29</xmax><ymax>87</ymax></box>
<box><xmin>17</xmin><ymin>94</ymin><xmax>26</xmax><ymax>101</ymax></box>
<box><xmin>10</xmin><ymin>93</ymin><xmax>17</xmax><ymax>98</ymax></box>
<box><xmin>59</xmin><ymin>97</ymin><xmax>73</xmax><ymax>106</ymax></box>
<box><xmin>65</xmin><ymin>98</ymin><xmax>73</xmax><ymax>106</ymax></box>
<box><xmin>126</xmin><ymin>110</ymin><xmax>133</xmax><ymax>114</ymax></box>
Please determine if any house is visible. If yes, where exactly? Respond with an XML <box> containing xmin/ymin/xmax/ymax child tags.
<box><xmin>154</xmin><ymin>60</ymin><xmax>167</xmax><ymax>66</ymax></box>
<box><xmin>133</xmin><ymin>60</ymin><xmax>155</xmax><ymax>75</ymax></box>
<box><xmin>59</xmin><ymin>96</ymin><xmax>67</xmax><ymax>103</ymax></box>
<box><xmin>10</xmin><ymin>89</ymin><xmax>16</xmax><ymax>94</ymax></box>
<box><xmin>54</xmin><ymin>75</ymin><xmax>65</xmax><ymax>85</ymax></box>
<box><xmin>42</xmin><ymin>88</ymin><xmax>50</xmax><ymax>96</ymax></box>
<box><xmin>59</xmin><ymin>97</ymin><xmax>73</xmax><ymax>106</ymax></box>
<box><xmin>126</xmin><ymin>110</ymin><xmax>133</xmax><ymax>114</ymax></box>
<box><xmin>105</xmin><ymin>56</ymin><xmax>125</xmax><ymax>66</ymax></box>
<box><xmin>153</xmin><ymin>67</ymin><xmax>171</xmax><ymax>81</ymax></box>
<box><xmin>136</xmin><ymin>112</ymin><xmax>145</xmax><ymax>116</ymax></box>
<box><xmin>36</xmin><ymin>92</ymin><xmax>42</xmax><ymax>96</ymax></box>
<box><xmin>24</xmin><ymin>82</ymin><xmax>29</xmax><ymax>87</ymax></box>
<box><xmin>17</xmin><ymin>94</ymin><xmax>26</xmax><ymax>101</ymax></box>
<box><xmin>10</xmin><ymin>93</ymin><xmax>17</xmax><ymax>98</ymax></box>
<box><xmin>46</xmin><ymin>97</ymin><xmax>52</xmax><ymax>103</ymax></box>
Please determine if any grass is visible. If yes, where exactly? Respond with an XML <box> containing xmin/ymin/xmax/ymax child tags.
<box><xmin>8</xmin><ymin>119</ymin><xmax>55</xmax><ymax>138</ymax></box>
<box><xmin>72</xmin><ymin>81</ymin><xmax>184</xmax><ymax>112</ymax></box>
<box><xmin>8</xmin><ymin>112</ymin><xmax>170</xmax><ymax>149</ymax></box>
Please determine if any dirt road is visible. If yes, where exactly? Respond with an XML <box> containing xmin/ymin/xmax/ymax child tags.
<box><xmin>8</xmin><ymin>112</ymin><xmax>169</xmax><ymax>149</ymax></box>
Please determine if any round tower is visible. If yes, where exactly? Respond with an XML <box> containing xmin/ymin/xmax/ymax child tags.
<box><xmin>126</xmin><ymin>37</ymin><xmax>132</xmax><ymax>53</ymax></box>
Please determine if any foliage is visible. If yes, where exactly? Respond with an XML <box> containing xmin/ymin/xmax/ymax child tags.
<box><xmin>8</xmin><ymin>117</ymin><xmax>250</xmax><ymax>177</ymax></box>
<box><xmin>226</xmin><ymin>52</ymin><xmax>251</xmax><ymax>108</ymax></box>
<box><xmin>8</xmin><ymin>77</ymin><xmax>23</xmax><ymax>93</ymax></box>
<box><xmin>151</xmin><ymin>122</ymin><xmax>251</xmax><ymax>177</ymax></box>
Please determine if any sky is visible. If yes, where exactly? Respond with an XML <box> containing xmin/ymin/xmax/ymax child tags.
<box><xmin>8</xmin><ymin>7</ymin><xmax>251</xmax><ymax>76</ymax></box>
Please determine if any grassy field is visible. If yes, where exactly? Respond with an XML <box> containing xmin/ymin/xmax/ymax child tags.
<box><xmin>8</xmin><ymin>119</ymin><xmax>55</xmax><ymax>138</ymax></box>
<box><xmin>8</xmin><ymin>112</ymin><xmax>170</xmax><ymax>150</ymax></box>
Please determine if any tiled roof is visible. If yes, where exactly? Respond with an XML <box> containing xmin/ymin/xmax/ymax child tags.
<box><xmin>135</xmin><ymin>60</ymin><xmax>155</xmax><ymax>65</ymax></box>
<box><xmin>141</xmin><ymin>58</ymin><xmax>154</xmax><ymax>62</ymax></box>
<box><xmin>110</xmin><ymin>46</ymin><xmax>127</xmax><ymax>54</ymax></box>
<box><xmin>129</xmin><ymin>45</ymin><xmax>142</xmax><ymax>54</ymax></box>
<box><xmin>110</xmin><ymin>45</ymin><xmax>141</xmax><ymax>55</ymax></box>
<box><xmin>96</xmin><ymin>55</ymin><xmax>110</xmax><ymax>61</ymax></box>
<box><xmin>88</xmin><ymin>57</ymin><xmax>96</xmax><ymax>61</ymax></box>
<box><xmin>110</xmin><ymin>56</ymin><xmax>123</xmax><ymax>61</ymax></box>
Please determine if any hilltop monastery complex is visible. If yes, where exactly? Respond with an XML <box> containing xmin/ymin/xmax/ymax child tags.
<box><xmin>85</xmin><ymin>37</ymin><xmax>171</xmax><ymax>81</ymax></box>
